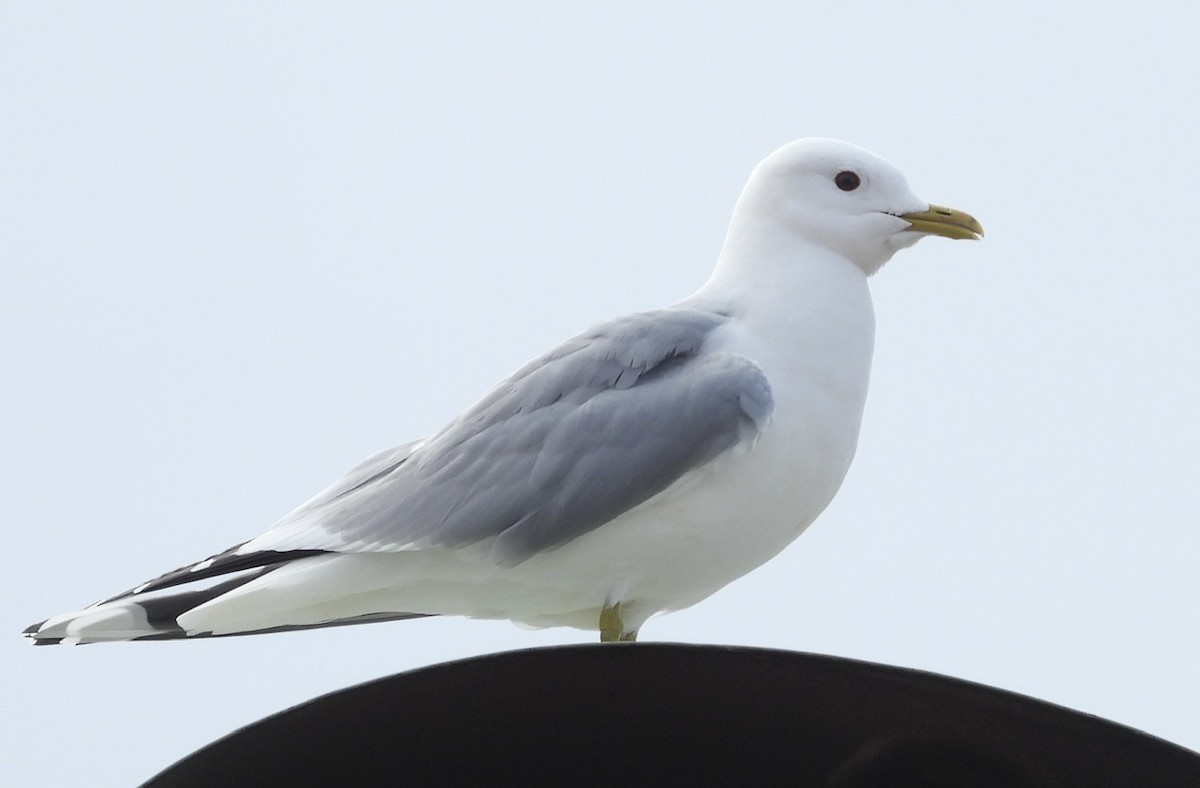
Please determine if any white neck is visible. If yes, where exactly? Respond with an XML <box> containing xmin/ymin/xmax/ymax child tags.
<box><xmin>692</xmin><ymin>216</ymin><xmax>871</xmax><ymax>321</ymax></box>
<box><xmin>685</xmin><ymin>214</ymin><xmax>878</xmax><ymax>430</ymax></box>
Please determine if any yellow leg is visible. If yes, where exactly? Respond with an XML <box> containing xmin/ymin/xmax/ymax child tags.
<box><xmin>599</xmin><ymin>602</ymin><xmax>638</xmax><ymax>643</ymax></box>
<box><xmin>599</xmin><ymin>603</ymin><xmax>623</xmax><ymax>642</ymax></box>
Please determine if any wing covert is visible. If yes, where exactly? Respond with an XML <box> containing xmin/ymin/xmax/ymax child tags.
<box><xmin>242</xmin><ymin>308</ymin><xmax>774</xmax><ymax>565</ymax></box>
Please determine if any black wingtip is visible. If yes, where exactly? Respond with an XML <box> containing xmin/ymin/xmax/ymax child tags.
<box><xmin>98</xmin><ymin>548</ymin><xmax>332</xmax><ymax>605</ymax></box>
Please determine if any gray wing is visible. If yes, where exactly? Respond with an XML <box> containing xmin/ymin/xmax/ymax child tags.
<box><xmin>245</xmin><ymin>307</ymin><xmax>774</xmax><ymax>566</ymax></box>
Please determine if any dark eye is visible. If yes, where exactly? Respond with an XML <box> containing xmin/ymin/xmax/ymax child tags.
<box><xmin>834</xmin><ymin>171</ymin><xmax>861</xmax><ymax>191</ymax></box>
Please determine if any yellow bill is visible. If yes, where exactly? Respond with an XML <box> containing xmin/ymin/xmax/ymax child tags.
<box><xmin>900</xmin><ymin>204</ymin><xmax>984</xmax><ymax>241</ymax></box>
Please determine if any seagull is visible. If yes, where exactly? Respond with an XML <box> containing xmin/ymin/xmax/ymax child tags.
<box><xmin>24</xmin><ymin>138</ymin><xmax>982</xmax><ymax>645</ymax></box>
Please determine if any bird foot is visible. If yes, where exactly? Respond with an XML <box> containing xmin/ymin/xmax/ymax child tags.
<box><xmin>599</xmin><ymin>602</ymin><xmax>638</xmax><ymax>642</ymax></box>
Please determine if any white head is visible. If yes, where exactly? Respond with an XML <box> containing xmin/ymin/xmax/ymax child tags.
<box><xmin>723</xmin><ymin>138</ymin><xmax>982</xmax><ymax>276</ymax></box>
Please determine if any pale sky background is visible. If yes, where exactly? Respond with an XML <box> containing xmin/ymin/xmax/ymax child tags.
<box><xmin>4</xmin><ymin>4</ymin><xmax>1199</xmax><ymax>785</ymax></box>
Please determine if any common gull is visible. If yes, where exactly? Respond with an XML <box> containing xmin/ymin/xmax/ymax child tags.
<box><xmin>25</xmin><ymin>138</ymin><xmax>982</xmax><ymax>644</ymax></box>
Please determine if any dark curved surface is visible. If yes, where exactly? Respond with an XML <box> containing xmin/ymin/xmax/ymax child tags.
<box><xmin>145</xmin><ymin>644</ymin><xmax>1200</xmax><ymax>787</ymax></box>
